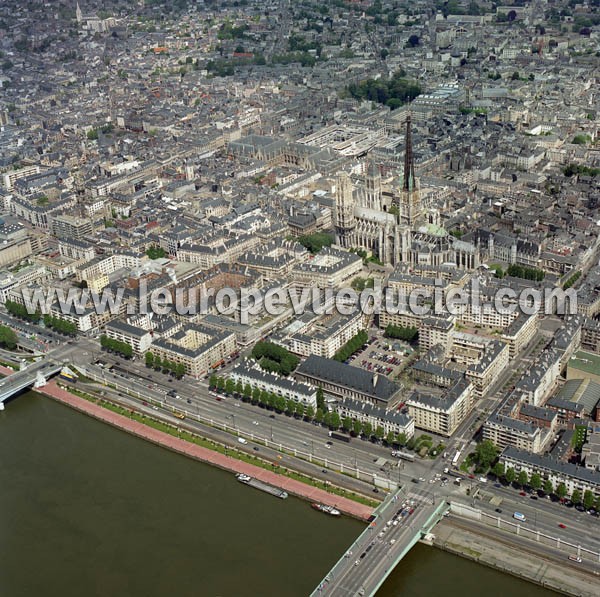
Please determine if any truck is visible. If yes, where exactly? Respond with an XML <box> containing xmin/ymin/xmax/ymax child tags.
<box><xmin>328</xmin><ymin>431</ymin><xmax>350</xmax><ymax>443</ymax></box>
<box><xmin>391</xmin><ymin>450</ymin><xmax>415</xmax><ymax>462</ymax></box>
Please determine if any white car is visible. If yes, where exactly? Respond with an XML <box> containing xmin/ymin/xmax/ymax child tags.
<box><xmin>238</xmin><ymin>437</ymin><xmax>248</xmax><ymax>445</ymax></box>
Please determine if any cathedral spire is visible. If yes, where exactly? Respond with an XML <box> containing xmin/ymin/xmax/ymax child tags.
<box><xmin>403</xmin><ymin>114</ymin><xmax>416</xmax><ymax>192</ymax></box>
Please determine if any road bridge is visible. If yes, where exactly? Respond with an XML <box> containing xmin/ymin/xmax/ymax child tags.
<box><xmin>312</xmin><ymin>490</ymin><xmax>449</xmax><ymax>596</ymax></box>
<box><xmin>0</xmin><ymin>360</ymin><xmax>63</xmax><ymax>406</ymax></box>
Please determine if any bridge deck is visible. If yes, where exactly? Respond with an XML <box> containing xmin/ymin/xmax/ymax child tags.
<box><xmin>312</xmin><ymin>491</ymin><xmax>448</xmax><ymax>596</ymax></box>
<box><xmin>0</xmin><ymin>362</ymin><xmax>62</xmax><ymax>403</ymax></box>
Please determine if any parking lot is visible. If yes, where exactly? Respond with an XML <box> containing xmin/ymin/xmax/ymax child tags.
<box><xmin>348</xmin><ymin>337</ymin><xmax>414</xmax><ymax>379</ymax></box>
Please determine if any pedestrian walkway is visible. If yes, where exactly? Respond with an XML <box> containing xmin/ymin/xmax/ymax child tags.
<box><xmin>37</xmin><ymin>379</ymin><xmax>373</xmax><ymax>521</ymax></box>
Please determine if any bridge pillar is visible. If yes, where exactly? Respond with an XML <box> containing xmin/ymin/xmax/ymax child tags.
<box><xmin>33</xmin><ymin>371</ymin><xmax>47</xmax><ymax>389</ymax></box>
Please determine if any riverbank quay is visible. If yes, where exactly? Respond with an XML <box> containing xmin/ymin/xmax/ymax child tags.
<box><xmin>433</xmin><ymin>518</ymin><xmax>600</xmax><ymax>597</ymax></box>
<box><xmin>35</xmin><ymin>378</ymin><xmax>374</xmax><ymax>521</ymax></box>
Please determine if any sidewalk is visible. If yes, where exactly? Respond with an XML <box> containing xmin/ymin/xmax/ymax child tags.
<box><xmin>36</xmin><ymin>378</ymin><xmax>373</xmax><ymax>521</ymax></box>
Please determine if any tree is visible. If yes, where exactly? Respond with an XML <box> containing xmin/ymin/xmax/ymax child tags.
<box><xmin>594</xmin><ymin>495</ymin><xmax>600</xmax><ymax>511</ymax></box>
<box><xmin>583</xmin><ymin>490</ymin><xmax>594</xmax><ymax>510</ymax></box>
<box><xmin>305</xmin><ymin>405</ymin><xmax>314</xmax><ymax>420</ymax></box>
<box><xmin>252</xmin><ymin>387</ymin><xmax>261</xmax><ymax>404</ymax></box>
<box><xmin>507</xmin><ymin>10</ymin><xmax>517</xmax><ymax>22</ymax></box>
<box><xmin>386</xmin><ymin>431</ymin><xmax>395</xmax><ymax>445</ymax></box>
<box><xmin>216</xmin><ymin>377</ymin><xmax>225</xmax><ymax>391</ymax></box>
<box><xmin>353</xmin><ymin>420</ymin><xmax>362</xmax><ymax>436</ymax></box>
<box><xmin>541</xmin><ymin>479</ymin><xmax>553</xmax><ymax>494</ymax></box>
<box><xmin>329</xmin><ymin>412</ymin><xmax>341</xmax><ymax>430</ymax></box>
<box><xmin>571</xmin><ymin>489</ymin><xmax>582</xmax><ymax>505</ymax></box>
<box><xmin>285</xmin><ymin>399</ymin><xmax>295</xmax><ymax>415</ymax></box>
<box><xmin>295</xmin><ymin>402</ymin><xmax>305</xmax><ymax>418</ymax></box>
<box><xmin>175</xmin><ymin>363</ymin><xmax>186</xmax><ymax>379</ymax></box>
<box><xmin>316</xmin><ymin>386</ymin><xmax>325</xmax><ymax>410</ymax></box>
<box><xmin>243</xmin><ymin>384</ymin><xmax>252</xmax><ymax>400</ymax></box>
<box><xmin>474</xmin><ymin>440</ymin><xmax>499</xmax><ymax>470</ymax></box>
<box><xmin>225</xmin><ymin>379</ymin><xmax>235</xmax><ymax>395</ymax></box>
<box><xmin>275</xmin><ymin>395</ymin><xmax>286</xmax><ymax>413</ymax></box>
<box><xmin>375</xmin><ymin>426</ymin><xmax>385</xmax><ymax>441</ymax></box>
<box><xmin>361</xmin><ymin>421</ymin><xmax>373</xmax><ymax>438</ymax></box>
<box><xmin>343</xmin><ymin>417</ymin><xmax>353</xmax><ymax>432</ymax></box>
<box><xmin>145</xmin><ymin>352</ymin><xmax>154</xmax><ymax>368</ymax></box>
<box><xmin>153</xmin><ymin>355</ymin><xmax>162</xmax><ymax>371</ymax></box>
<box><xmin>0</xmin><ymin>325</ymin><xmax>18</xmax><ymax>350</ymax></box>
<box><xmin>406</xmin><ymin>34</ymin><xmax>419</xmax><ymax>47</ymax></box>
<box><xmin>396</xmin><ymin>432</ymin><xmax>407</xmax><ymax>447</ymax></box>
<box><xmin>492</xmin><ymin>462</ymin><xmax>505</xmax><ymax>478</ymax></box>
<box><xmin>556</xmin><ymin>483</ymin><xmax>567</xmax><ymax>500</ymax></box>
<box><xmin>530</xmin><ymin>473</ymin><xmax>542</xmax><ymax>491</ymax></box>
<box><xmin>517</xmin><ymin>470</ymin><xmax>529</xmax><ymax>487</ymax></box>
<box><xmin>315</xmin><ymin>408</ymin><xmax>324</xmax><ymax>424</ymax></box>
<box><xmin>505</xmin><ymin>467</ymin><xmax>516</xmax><ymax>484</ymax></box>
<box><xmin>235</xmin><ymin>380</ymin><xmax>243</xmax><ymax>395</ymax></box>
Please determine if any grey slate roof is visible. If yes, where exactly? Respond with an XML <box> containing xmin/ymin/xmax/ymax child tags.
<box><xmin>296</xmin><ymin>355</ymin><xmax>399</xmax><ymax>403</ymax></box>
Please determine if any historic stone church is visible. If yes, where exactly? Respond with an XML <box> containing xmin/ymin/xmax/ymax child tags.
<box><xmin>334</xmin><ymin>117</ymin><xmax>479</xmax><ymax>269</ymax></box>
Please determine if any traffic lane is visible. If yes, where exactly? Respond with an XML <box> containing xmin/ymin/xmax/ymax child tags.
<box><xmin>478</xmin><ymin>492</ymin><xmax>600</xmax><ymax>550</ymax></box>
<box><xmin>94</xmin><ymin>384</ymin><xmax>380</xmax><ymax>497</ymax></box>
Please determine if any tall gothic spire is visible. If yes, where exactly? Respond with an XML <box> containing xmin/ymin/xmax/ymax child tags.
<box><xmin>403</xmin><ymin>114</ymin><xmax>416</xmax><ymax>192</ymax></box>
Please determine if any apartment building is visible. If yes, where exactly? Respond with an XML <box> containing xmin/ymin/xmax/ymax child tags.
<box><xmin>335</xmin><ymin>398</ymin><xmax>414</xmax><ymax>440</ymax></box>
<box><xmin>150</xmin><ymin>323</ymin><xmax>236</xmax><ymax>379</ymax></box>
<box><xmin>291</xmin><ymin>247</ymin><xmax>362</xmax><ymax>289</ymax></box>
<box><xmin>501</xmin><ymin>312</ymin><xmax>538</xmax><ymax>358</ymax></box>
<box><xmin>105</xmin><ymin>319</ymin><xmax>153</xmax><ymax>355</ymax></box>
<box><xmin>228</xmin><ymin>363</ymin><xmax>317</xmax><ymax>409</ymax></box>
<box><xmin>406</xmin><ymin>379</ymin><xmax>473</xmax><ymax>437</ymax></box>
<box><xmin>499</xmin><ymin>447</ymin><xmax>600</xmax><ymax>498</ymax></box>
<box><xmin>483</xmin><ymin>414</ymin><xmax>549</xmax><ymax>453</ymax></box>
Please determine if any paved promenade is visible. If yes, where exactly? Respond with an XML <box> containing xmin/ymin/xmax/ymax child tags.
<box><xmin>33</xmin><ymin>377</ymin><xmax>372</xmax><ymax>520</ymax></box>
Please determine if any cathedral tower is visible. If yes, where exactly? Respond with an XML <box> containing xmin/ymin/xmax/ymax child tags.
<box><xmin>365</xmin><ymin>161</ymin><xmax>381</xmax><ymax>211</ymax></box>
<box><xmin>394</xmin><ymin>115</ymin><xmax>423</xmax><ymax>226</ymax></box>
<box><xmin>334</xmin><ymin>171</ymin><xmax>356</xmax><ymax>248</ymax></box>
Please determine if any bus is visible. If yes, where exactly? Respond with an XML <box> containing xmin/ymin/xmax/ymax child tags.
<box><xmin>451</xmin><ymin>450</ymin><xmax>461</xmax><ymax>467</ymax></box>
<box><xmin>513</xmin><ymin>512</ymin><xmax>526</xmax><ymax>522</ymax></box>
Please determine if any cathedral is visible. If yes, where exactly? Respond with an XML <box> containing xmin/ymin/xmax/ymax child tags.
<box><xmin>334</xmin><ymin>116</ymin><xmax>479</xmax><ymax>269</ymax></box>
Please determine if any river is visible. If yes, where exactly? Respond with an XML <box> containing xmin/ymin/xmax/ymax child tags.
<box><xmin>0</xmin><ymin>392</ymin><xmax>556</xmax><ymax>596</ymax></box>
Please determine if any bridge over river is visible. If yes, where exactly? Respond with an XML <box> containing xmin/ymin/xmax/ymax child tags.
<box><xmin>312</xmin><ymin>487</ymin><xmax>449</xmax><ymax>596</ymax></box>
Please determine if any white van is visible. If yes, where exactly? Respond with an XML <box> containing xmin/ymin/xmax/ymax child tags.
<box><xmin>238</xmin><ymin>437</ymin><xmax>248</xmax><ymax>445</ymax></box>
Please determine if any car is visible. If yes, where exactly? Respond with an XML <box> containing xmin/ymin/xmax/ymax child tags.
<box><xmin>519</xmin><ymin>491</ymin><xmax>527</xmax><ymax>496</ymax></box>
<box><xmin>468</xmin><ymin>474</ymin><xmax>475</xmax><ymax>479</ymax></box>
<box><xmin>373</xmin><ymin>488</ymin><xmax>380</xmax><ymax>493</ymax></box>
<box><xmin>558</xmin><ymin>523</ymin><xmax>567</xmax><ymax>529</ymax></box>
<box><xmin>530</xmin><ymin>495</ymin><xmax>538</xmax><ymax>500</ymax></box>
<box><xmin>326</xmin><ymin>440</ymin><xmax>333</xmax><ymax>445</ymax></box>
<box><xmin>575</xmin><ymin>505</ymin><xmax>586</xmax><ymax>512</ymax></box>
<box><xmin>495</xmin><ymin>508</ymin><xmax>502</xmax><ymax>514</ymax></box>
<box><xmin>237</xmin><ymin>437</ymin><xmax>247</xmax><ymax>445</ymax></box>
<box><xmin>325</xmin><ymin>444</ymin><xmax>331</xmax><ymax>449</ymax></box>
<box><xmin>253</xmin><ymin>447</ymin><xmax>259</xmax><ymax>451</ymax></box>
<box><xmin>142</xmin><ymin>401</ymin><xmax>148</xmax><ymax>406</ymax></box>
<box><xmin>494</xmin><ymin>483</ymin><xmax>502</xmax><ymax>488</ymax></box>
<box><xmin>186</xmin><ymin>399</ymin><xmax>191</xmax><ymax>404</ymax></box>
<box><xmin>389</xmin><ymin>539</ymin><xmax>396</xmax><ymax>545</ymax></box>
<box><xmin>269</xmin><ymin>414</ymin><xmax>275</xmax><ymax>419</ymax></box>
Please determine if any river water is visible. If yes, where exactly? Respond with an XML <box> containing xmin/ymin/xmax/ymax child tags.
<box><xmin>0</xmin><ymin>393</ymin><xmax>555</xmax><ymax>596</ymax></box>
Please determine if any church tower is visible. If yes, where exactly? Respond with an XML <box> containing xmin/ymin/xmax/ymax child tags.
<box><xmin>334</xmin><ymin>171</ymin><xmax>356</xmax><ymax>249</ymax></box>
<box><xmin>365</xmin><ymin>161</ymin><xmax>381</xmax><ymax>211</ymax></box>
<box><xmin>394</xmin><ymin>115</ymin><xmax>423</xmax><ymax>226</ymax></box>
